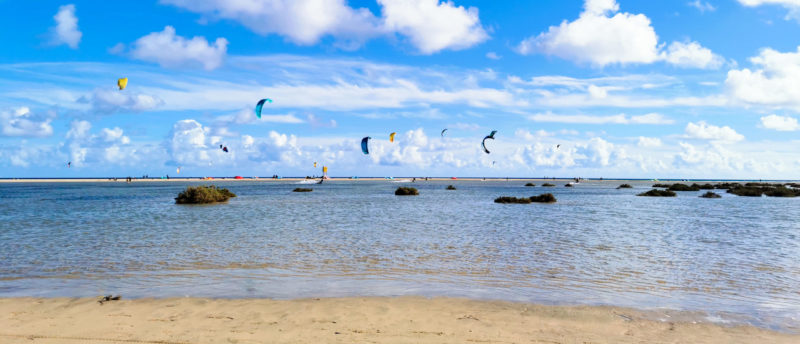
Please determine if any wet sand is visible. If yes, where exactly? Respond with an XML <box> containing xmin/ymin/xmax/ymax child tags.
<box><xmin>0</xmin><ymin>297</ymin><xmax>795</xmax><ymax>344</ymax></box>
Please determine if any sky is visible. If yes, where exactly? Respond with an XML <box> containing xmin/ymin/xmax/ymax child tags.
<box><xmin>2</xmin><ymin>0</ymin><xmax>800</xmax><ymax>179</ymax></box>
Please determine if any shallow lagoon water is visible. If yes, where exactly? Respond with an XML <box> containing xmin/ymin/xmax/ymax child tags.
<box><xmin>0</xmin><ymin>180</ymin><xmax>798</xmax><ymax>331</ymax></box>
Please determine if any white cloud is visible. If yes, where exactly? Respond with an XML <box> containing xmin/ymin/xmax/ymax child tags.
<box><xmin>637</xmin><ymin>136</ymin><xmax>662</xmax><ymax>147</ymax></box>
<box><xmin>486</xmin><ymin>52</ymin><xmax>501</xmax><ymax>60</ymax></box>
<box><xmin>726</xmin><ymin>46</ymin><xmax>800</xmax><ymax>109</ymax></box>
<box><xmin>100</xmin><ymin>127</ymin><xmax>130</xmax><ymax>144</ymax></box>
<box><xmin>527</xmin><ymin>111</ymin><xmax>673</xmax><ymax>124</ymax></box>
<box><xmin>688</xmin><ymin>0</ymin><xmax>716</xmax><ymax>12</ymax></box>
<box><xmin>760</xmin><ymin>114</ymin><xmax>800</xmax><ymax>131</ymax></box>
<box><xmin>517</xmin><ymin>0</ymin><xmax>721</xmax><ymax>68</ymax></box>
<box><xmin>685</xmin><ymin>121</ymin><xmax>745</xmax><ymax>142</ymax></box>
<box><xmin>49</xmin><ymin>4</ymin><xmax>82</xmax><ymax>49</ymax></box>
<box><xmin>0</xmin><ymin>107</ymin><xmax>55</xmax><ymax>137</ymax></box>
<box><xmin>79</xmin><ymin>89</ymin><xmax>164</xmax><ymax>114</ymax></box>
<box><xmin>160</xmin><ymin>0</ymin><xmax>381</xmax><ymax>47</ymax></box>
<box><xmin>578</xmin><ymin>137</ymin><xmax>615</xmax><ymax>166</ymax></box>
<box><xmin>630</xmin><ymin>113</ymin><xmax>674</xmax><ymax>124</ymax></box>
<box><xmin>63</xmin><ymin>121</ymin><xmax>137</xmax><ymax>167</ymax></box>
<box><xmin>306</xmin><ymin>114</ymin><xmax>337</xmax><ymax>128</ymax></box>
<box><xmin>128</xmin><ymin>26</ymin><xmax>228</xmax><ymax>70</ymax></box>
<box><xmin>379</xmin><ymin>0</ymin><xmax>488</xmax><ymax>54</ymax></box>
<box><xmin>161</xmin><ymin>0</ymin><xmax>488</xmax><ymax>54</ymax></box>
<box><xmin>738</xmin><ymin>0</ymin><xmax>800</xmax><ymax>21</ymax></box>
<box><xmin>215</xmin><ymin>108</ymin><xmax>305</xmax><ymax>125</ymax></box>
<box><xmin>168</xmin><ymin>119</ymin><xmax>215</xmax><ymax>166</ymax></box>
<box><xmin>661</xmin><ymin>41</ymin><xmax>724</xmax><ymax>69</ymax></box>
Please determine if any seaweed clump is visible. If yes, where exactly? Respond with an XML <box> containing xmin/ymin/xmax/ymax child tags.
<box><xmin>293</xmin><ymin>188</ymin><xmax>313</xmax><ymax>192</ymax></box>
<box><xmin>395</xmin><ymin>187</ymin><xmax>419</xmax><ymax>196</ymax></box>
<box><xmin>494</xmin><ymin>196</ymin><xmax>531</xmax><ymax>204</ymax></box>
<box><xmin>700</xmin><ymin>191</ymin><xmax>721</xmax><ymax>198</ymax></box>
<box><xmin>530</xmin><ymin>193</ymin><xmax>557</xmax><ymax>203</ymax></box>
<box><xmin>727</xmin><ymin>186</ymin><xmax>764</xmax><ymax>197</ymax></box>
<box><xmin>714</xmin><ymin>183</ymin><xmax>742</xmax><ymax>190</ymax></box>
<box><xmin>668</xmin><ymin>183</ymin><xmax>700</xmax><ymax>191</ymax></box>
<box><xmin>637</xmin><ymin>189</ymin><xmax>676</xmax><ymax>197</ymax></box>
<box><xmin>617</xmin><ymin>184</ymin><xmax>633</xmax><ymax>189</ymax></box>
<box><xmin>495</xmin><ymin>193</ymin><xmax>557</xmax><ymax>204</ymax></box>
<box><xmin>763</xmin><ymin>186</ymin><xmax>800</xmax><ymax>197</ymax></box>
<box><xmin>652</xmin><ymin>183</ymin><xmax>672</xmax><ymax>188</ymax></box>
<box><xmin>446</xmin><ymin>185</ymin><xmax>457</xmax><ymax>190</ymax></box>
<box><xmin>175</xmin><ymin>185</ymin><xmax>236</xmax><ymax>204</ymax></box>
<box><xmin>525</xmin><ymin>182</ymin><xmax>536</xmax><ymax>187</ymax></box>
<box><xmin>542</xmin><ymin>183</ymin><xmax>556</xmax><ymax>187</ymax></box>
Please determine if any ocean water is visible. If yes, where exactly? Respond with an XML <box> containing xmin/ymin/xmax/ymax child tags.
<box><xmin>0</xmin><ymin>180</ymin><xmax>798</xmax><ymax>331</ymax></box>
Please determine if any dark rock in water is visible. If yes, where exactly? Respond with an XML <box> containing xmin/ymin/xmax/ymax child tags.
<box><xmin>525</xmin><ymin>183</ymin><xmax>535</xmax><ymax>187</ymax></box>
<box><xmin>446</xmin><ymin>185</ymin><xmax>457</xmax><ymax>190</ymax></box>
<box><xmin>293</xmin><ymin>188</ymin><xmax>313</xmax><ymax>192</ymax></box>
<box><xmin>652</xmin><ymin>183</ymin><xmax>671</xmax><ymax>188</ymax></box>
<box><xmin>714</xmin><ymin>182</ymin><xmax>742</xmax><ymax>190</ymax></box>
<box><xmin>395</xmin><ymin>187</ymin><xmax>419</xmax><ymax>196</ymax></box>
<box><xmin>495</xmin><ymin>194</ymin><xmax>556</xmax><ymax>204</ymax></box>
<box><xmin>668</xmin><ymin>183</ymin><xmax>700</xmax><ymax>191</ymax></box>
<box><xmin>637</xmin><ymin>189</ymin><xmax>676</xmax><ymax>197</ymax></box>
<box><xmin>617</xmin><ymin>184</ymin><xmax>633</xmax><ymax>189</ymax></box>
<box><xmin>726</xmin><ymin>184</ymin><xmax>800</xmax><ymax>197</ymax></box>
<box><xmin>700</xmin><ymin>191</ymin><xmax>722</xmax><ymax>198</ymax></box>
<box><xmin>530</xmin><ymin>193</ymin><xmax>556</xmax><ymax>203</ymax></box>
<box><xmin>763</xmin><ymin>186</ymin><xmax>800</xmax><ymax>197</ymax></box>
<box><xmin>175</xmin><ymin>185</ymin><xmax>236</xmax><ymax>204</ymax></box>
<box><xmin>494</xmin><ymin>196</ymin><xmax>532</xmax><ymax>204</ymax></box>
<box><xmin>728</xmin><ymin>186</ymin><xmax>764</xmax><ymax>197</ymax></box>
<box><xmin>564</xmin><ymin>183</ymin><xmax>573</xmax><ymax>187</ymax></box>
<box><xmin>542</xmin><ymin>183</ymin><xmax>556</xmax><ymax>187</ymax></box>
<box><xmin>693</xmin><ymin>183</ymin><xmax>715</xmax><ymax>190</ymax></box>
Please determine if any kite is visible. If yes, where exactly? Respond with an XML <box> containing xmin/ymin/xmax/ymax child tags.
<box><xmin>481</xmin><ymin>130</ymin><xmax>497</xmax><ymax>154</ymax></box>
<box><xmin>255</xmin><ymin>98</ymin><xmax>272</xmax><ymax>119</ymax></box>
<box><xmin>361</xmin><ymin>137</ymin><xmax>371</xmax><ymax>155</ymax></box>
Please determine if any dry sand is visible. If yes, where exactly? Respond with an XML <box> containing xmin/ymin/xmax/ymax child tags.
<box><xmin>0</xmin><ymin>297</ymin><xmax>795</xmax><ymax>344</ymax></box>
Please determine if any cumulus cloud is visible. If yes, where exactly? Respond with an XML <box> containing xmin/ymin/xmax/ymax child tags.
<box><xmin>517</xmin><ymin>0</ymin><xmax>721</xmax><ymax>68</ymax></box>
<box><xmin>726</xmin><ymin>46</ymin><xmax>800</xmax><ymax>109</ymax></box>
<box><xmin>161</xmin><ymin>0</ymin><xmax>488</xmax><ymax>54</ymax></box>
<box><xmin>167</xmin><ymin>119</ymin><xmax>216</xmax><ymax>165</ymax></box>
<box><xmin>685</xmin><ymin>121</ymin><xmax>744</xmax><ymax>142</ymax></box>
<box><xmin>637</xmin><ymin>136</ymin><xmax>662</xmax><ymax>147</ymax></box>
<box><xmin>63</xmin><ymin>120</ymin><xmax>134</xmax><ymax>167</ymax></box>
<box><xmin>126</xmin><ymin>26</ymin><xmax>228</xmax><ymax>70</ymax></box>
<box><xmin>49</xmin><ymin>4</ymin><xmax>82</xmax><ymax>49</ymax></box>
<box><xmin>0</xmin><ymin>107</ymin><xmax>55</xmax><ymax>137</ymax></box>
<box><xmin>79</xmin><ymin>88</ymin><xmax>164</xmax><ymax>114</ymax></box>
<box><xmin>379</xmin><ymin>0</ymin><xmax>488</xmax><ymax>54</ymax></box>
<box><xmin>760</xmin><ymin>114</ymin><xmax>800</xmax><ymax>131</ymax></box>
<box><xmin>738</xmin><ymin>0</ymin><xmax>800</xmax><ymax>21</ymax></box>
<box><xmin>161</xmin><ymin>0</ymin><xmax>381</xmax><ymax>47</ymax></box>
<box><xmin>661</xmin><ymin>41</ymin><xmax>724</xmax><ymax>69</ymax></box>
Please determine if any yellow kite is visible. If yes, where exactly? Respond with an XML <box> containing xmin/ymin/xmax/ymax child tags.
<box><xmin>389</xmin><ymin>132</ymin><xmax>396</xmax><ymax>142</ymax></box>
<box><xmin>117</xmin><ymin>78</ymin><xmax>128</xmax><ymax>90</ymax></box>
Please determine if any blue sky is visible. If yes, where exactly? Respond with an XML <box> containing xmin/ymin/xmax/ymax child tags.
<box><xmin>2</xmin><ymin>0</ymin><xmax>800</xmax><ymax>178</ymax></box>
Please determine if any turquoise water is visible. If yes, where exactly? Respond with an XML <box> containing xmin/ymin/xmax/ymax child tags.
<box><xmin>0</xmin><ymin>180</ymin><xmax>798</xmax><ymax>331</ymax></box>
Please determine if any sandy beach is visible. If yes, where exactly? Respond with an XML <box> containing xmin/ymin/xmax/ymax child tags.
<box><xmin>0</xmin><ymin>297</ymin><xmax>795</xmax><ymax>344</ymax></box>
